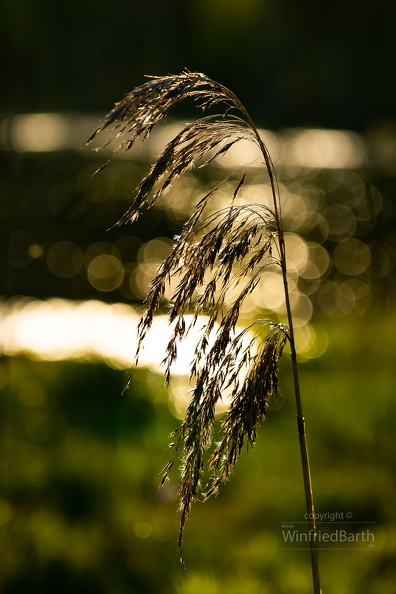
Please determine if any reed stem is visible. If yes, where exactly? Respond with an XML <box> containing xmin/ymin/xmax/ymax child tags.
<box><xmin>282</xmin><ymin>260</ymin><xmax>322</xmax><ymax>594</ymax></box>
<box><xmin>243</xmin><ymin>106</ymin><xmax>322</xmax><ymax>594</ymax></box>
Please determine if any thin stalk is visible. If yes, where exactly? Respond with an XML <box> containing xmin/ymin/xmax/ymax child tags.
<box><xmin>230</xmin><ymin>97</ymin><xmax>322</xmax><ymax>594</ymax></box>
<box><xmin>270</xmin><ymin>169</ymin><xmax>321</xmax><ymax>594</ymax></box>
<box><xmin>280</xmin><ymin>252</ymin><xmax>322</xmax><ymax>594</ymax></box>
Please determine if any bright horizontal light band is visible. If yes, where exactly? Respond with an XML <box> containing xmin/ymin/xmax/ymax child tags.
<box><xmin>0</xmin><ymin>113</ymin><xmax>368</xmax><ymax>169</ymax></box>
<box><xmin>0</xmin><ymin>298</ymin><xmax>209</xmax><ymax>373</ymax></box>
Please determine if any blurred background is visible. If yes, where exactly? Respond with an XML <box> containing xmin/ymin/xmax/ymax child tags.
<box><xmin>1</xmin><ymin>0</ymin><xmax>395</xmax><ymax>592</ymax></box>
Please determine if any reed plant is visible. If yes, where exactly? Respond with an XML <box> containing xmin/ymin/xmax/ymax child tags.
<box><xmin>87</xmin><ymin>71</ymin><xmax>322</xmax><ymax>593</ymax></box>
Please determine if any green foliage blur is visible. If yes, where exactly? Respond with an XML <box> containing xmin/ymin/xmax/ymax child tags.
<box><xmin>1</xmin><ymin>310</ymin><xmax>395</xmax><ymax>593</ymax></box>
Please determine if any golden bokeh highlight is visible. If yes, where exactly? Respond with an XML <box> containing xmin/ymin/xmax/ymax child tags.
<box><xmin>87</xmin><ymin>255</ymin><xmax>124</xmax><ymax>292</ymax></box>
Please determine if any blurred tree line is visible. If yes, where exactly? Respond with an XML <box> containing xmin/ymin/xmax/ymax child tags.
<box><xmin>2</xmin><ymin>0</ymin><xmax>395</xmax><ymax>130</ymax></box>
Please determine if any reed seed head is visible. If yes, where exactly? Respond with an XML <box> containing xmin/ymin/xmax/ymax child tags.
<box><xmin>88</xmin><ymin>71</ymin><xmax>289</xmax><ymax>563</ymax></box>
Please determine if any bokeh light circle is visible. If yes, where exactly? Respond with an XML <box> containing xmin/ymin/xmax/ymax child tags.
<box><xmin>87</xmin><ymin>255</ymin><xmax>124</xmax><ymax>292</ymax></box>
